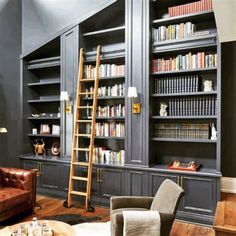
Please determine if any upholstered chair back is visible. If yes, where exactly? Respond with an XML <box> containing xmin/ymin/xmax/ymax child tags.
<box><xmin>150</xmin><ymin>179</ymin><xmax>184</xmax><ymax>215</ymax></box>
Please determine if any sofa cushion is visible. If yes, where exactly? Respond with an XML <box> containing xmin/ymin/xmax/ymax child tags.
<box><xmin>0</xmin><ymin>187</ymin><xmax>30</xmax><ymax>212</ymax></box>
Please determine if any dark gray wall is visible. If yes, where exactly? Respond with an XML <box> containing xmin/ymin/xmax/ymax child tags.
<box><xmin>0</xmin><ymin>0</ymin><xmax>22</xmax><ymax>166</ymax></box>
<box><xmin>22</xmin><ymin>0</ymin><xmax>114</xmax><ymax>54</ymax></box>
<box><xmin>221</xmin><ymin>41</ymin><xmax>236</xmax><ymax>177</ymax></box>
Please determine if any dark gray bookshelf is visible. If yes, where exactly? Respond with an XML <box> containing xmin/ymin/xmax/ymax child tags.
<box><xmin>152</xmin><ymin>91</ymin><xmax>217</xmax><ymax>97</ymax></box>
<box><xmin>27</xmin><ymin>98</ymin><xmax>60</xmax><ymax>103</ymax></box>
<box><xmin>152</xmin><ymin>138</ymin><xmax>217</xmax><ymax>143</ymax></box>
<box><xmin>28</xmin><ymin>80</ymin><xmax>60</xmax><ymax>86</ymax></box>
<box><xmin>152</xmin><ymin>115</ymin><xmax>217</xmax><ymax>119</ymax></box>
<box><xmin>27</xmin><ymin>134</ymin><xmax>60</xmax><ymax>138</ymax></box>
<box><xmin>28</xmin><ymin>56</ymin><xmax>61</xmax><ymax>69</ymax></box>
<box><xmin>83</xmin><ymin>25</ymin><xmax>125</xmax><ymax>37</ymax></box>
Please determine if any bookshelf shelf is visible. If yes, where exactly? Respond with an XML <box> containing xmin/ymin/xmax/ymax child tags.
<box><xmin>151</xmin><ymin>138</ymin><xmax>216</xmax><ymax>143</ymax></box>
<box><xmin>152</xmin><ymin>115</ymin><xmax>217</xmax><ymax>120</ymax></box>
<box><xmin>28</xmin><ymin>80</ymin><xmax>60</xmax><ymax>87</ymax></box>
<box><xmin>152</xmin><ymin>10</ymin><xmax>214</xmax><ymax>25</ymax></box>
<box><xmin>83</xmin><ymin>25</ymin><xmax>125</xmax><ymax>37</ymax></box>
<box><xmin>28</xmin><ymin>98</ymin><xmax>60</xmax><ymax>103</ymax></box>
<box><xmin>81</xmin><ymin>76</ymin><xmax>125</xmax><ymax>83</ymax></box>
<box><xmin>152</xmin><ymin>91</ymin><xmax>217</xmax><ymax>97</ymax></box>
<box><xmin>84</xmin><ymin>96</ymin><xmax>125</xmax><ymax>100</ymax></box>
<box><xmin>27</xmin><ymin>134</ymin><xmax>60</xmax><ymax>138</ymax></box>
<box><xmin>28</xmin><ymin>117</ymin><xmax>60</xmax><ymax>120</ymax></box>
<box><xmin>28</xmin><ymin>56</ymin><xmax>61</xmax><ymax>69</ymax></box>
<box><xmin>153</xmin><ymin>35</ymin><xmax>217</xmax><ymax>53</ymax></box>
<box><xmin>96</xmin><ymin>117</ymin><xmax>125</xmax><ymax>120</ymax></box>
<box><xmin>152</xmin><ymin>67</ymin><xmax>217</xmax><ymax>76</ymax></box>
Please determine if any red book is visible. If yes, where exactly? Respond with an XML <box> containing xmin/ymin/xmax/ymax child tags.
<box><xmin>209</xmin><ymin>0</ymin><xmax>213</xmax><ymax>10</ymax></box>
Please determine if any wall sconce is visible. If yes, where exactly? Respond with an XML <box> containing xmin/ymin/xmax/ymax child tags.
<box><xmin>60</xmin><ymin>91</ymin><xmax>73</xmax><ymax>114</ymax></box>
<box><xmin>0</xmin><ymin>127</ymin><xmax>7</xmax><ymax>133</ymax></box>
<box><xmin>127</xmin><ymin>87</ymin><xmax>141</xmax><ymax>114</ymax></box>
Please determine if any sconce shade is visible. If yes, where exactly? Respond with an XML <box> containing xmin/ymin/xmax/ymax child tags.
<box><xmin>0</xmin><ymin>127</ymin><xmax>7</xmax><ymax>133</ymax></box>
<box><xmin>60</xmin><ymin>91</ymin><xmax>69</xmax><ymax>101</ymax></box>
<box><xmin>127</xmin><ymin>87</ymin><xmax>138</xmax><ymax>98</ymax></box>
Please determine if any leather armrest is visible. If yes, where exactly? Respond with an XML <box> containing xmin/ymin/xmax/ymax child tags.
<box><xmin>0</xmin><ymin>167</ymin><xmax>36</xmax><ymax>203</ymax></box>
<box><xmin>110</xmin><ymin>196</ymin><xmax>154</xmax><ymax>210</ymax></box>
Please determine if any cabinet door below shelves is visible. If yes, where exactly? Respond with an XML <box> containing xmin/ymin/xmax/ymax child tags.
<box><xmin>99</xmin><ymin>167</ymin><xmax>124</xmax><ymax>200</ymax></box>
<box><xmin>59</xmin><ymin>163</ymin><xmax>70</xmax><ymax>192</ymax></box>
<box><xmin>125</xmin><ymin>169</ymin><xmax>148</xmax><ymax>196</ymax></box>
<box><xmin>40</xmin><ymin>162</ymin><xmax>59</xmax><ymax>190</ymax></box>
<box><xmin>179</xmin><ymin>176</ymin><xmax>217</xmax><ymax>215</ymax></box>
<box><xmin>149</xmin><ymin>172</ymin><xmax>178</xmax><ymax>197</ymax></box>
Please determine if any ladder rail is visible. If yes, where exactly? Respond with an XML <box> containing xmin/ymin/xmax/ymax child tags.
<box><xmin>67</xmin><ymin>48</ymin><xmax>84</xmax><ymax>207</ymax></box>
<box><xmin>86</xmin><ymin>45</ymin><xmax>101</xmax><ymax>210</ymax></box>
<box><xmin>66</xmin><ymin>46</ymin><xmax>100</xmax><ymax>211</ymax></box>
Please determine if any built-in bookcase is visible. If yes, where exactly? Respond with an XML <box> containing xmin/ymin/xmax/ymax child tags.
<box><xmin>21</xmin><ymin>37</ymin><xmax>62</xmax><ymax>158</ymax></box>
<box><xmin>150</xmin><ymin>0</ymin><xmax>220</xmax><ymax>174</ymax></box>
<box><xmin>78</xmin><ymin>0</ymin><xmax>126</xmax><ymax>165</ymax></box>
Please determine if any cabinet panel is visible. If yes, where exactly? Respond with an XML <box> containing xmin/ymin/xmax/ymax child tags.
<box><xmin>22</xmin><ymin>160</ymin><xmax>40</xmax><ymax>186</ymax></box>
<box><xmin>180</xmin><ymin>176</ymin><xmax>216</xmax><ymax>214</ymax></box>
<box><xmin>125</xmin><ymin>170</ymin><xmax>148</xmax><ymax>196</ymax></box>
<box><xmin>61</xmin><ymin>26</ymin><xmax>79</xmax><ymax>157</ymax></box>
<box><xmin>100</xmin><ymin>168</ymin><xmax>124</xmax><ymax>199</ymax></box>
<box><xmin>149</xmin><ymin>172</ymin><xmax>178</xmax><ymax>197</ymax></box>
<box><xmin>60</xmin><ymin>163</ymin><xmax>70</xmax><ymax>192</ymax></box>
<box><xmin>41</xmin><ymin>162</ymin><xmax>59</xmax><ymax>190</ymax></box>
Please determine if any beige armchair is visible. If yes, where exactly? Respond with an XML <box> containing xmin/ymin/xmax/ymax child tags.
<box><xmin>110</xmin><ymin>179</ymin><xmax>184</xmax><ymax>236</ymax></box>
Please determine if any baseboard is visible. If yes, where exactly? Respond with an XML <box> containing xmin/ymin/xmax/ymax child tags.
<box><xmin>221</xmin><ymin>177</ymin><xmax>236</xmax><ymax>193</ymax></box>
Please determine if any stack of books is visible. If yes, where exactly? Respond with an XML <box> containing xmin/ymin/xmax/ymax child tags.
<box><xmin>154</xmin><ymin>123</ymin><xmax>210</xmax><ymax>139</ymax></box>
<box><xmin>97</xmin><ymin>104</ymin><xmax>125</xmax><ymax>118</ymax></box>
<box><xmin>168</xmin><ymin>0</ymin><xmax>213</xmax><ymax>18</ymax></box>
<box><xmin>167</xmin><ymin>97</ymin><xmax>217</xmax><ymax>116</ymax></box>
<box><xmin>154</xmin><ymin>76</ymin><xmax>201</xmax><ymax>94</ymax></box>
<box><xmin>152</xmin><ymin>52</ymin><xmax>217</xmax><ymax>72</ymax></box>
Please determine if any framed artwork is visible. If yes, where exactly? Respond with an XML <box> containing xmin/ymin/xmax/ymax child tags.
<box><xmin>52</xmin><ymin>125</ymin><xmax>60</xmax><ymax>135</ymax></box>
<box><xmin>40</xmin><ymin>124</ymin><xmax>50</xmax><ymax>134</ymax></box>
<box><xmin>51</xmin><ymin>141</ymin><xmax>60</xmax><ymax>156</ymax></box>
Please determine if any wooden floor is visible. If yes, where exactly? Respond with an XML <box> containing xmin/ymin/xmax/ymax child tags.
<box><xmin>3</xmin><ymin>193</ymin><xmax>236</xmax><ymax>235</ymax></box>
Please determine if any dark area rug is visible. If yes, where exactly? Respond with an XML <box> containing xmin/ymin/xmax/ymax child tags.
<box><xmin>41</xmin><ymin>214</ymin><xmax>101</xmax><ymax>225</ymax></box>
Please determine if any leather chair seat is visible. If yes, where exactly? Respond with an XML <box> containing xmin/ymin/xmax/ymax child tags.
<box><xmin>0</xmin><ymin>187</ymin><xmax>30</xmax><ymax>212</ymax></box>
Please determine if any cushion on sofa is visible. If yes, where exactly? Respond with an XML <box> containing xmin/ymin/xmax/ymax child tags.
<box><xmin>0</xmin><ymin>187</ymin><xmax>30</xmax><ymax>212</ymax></box>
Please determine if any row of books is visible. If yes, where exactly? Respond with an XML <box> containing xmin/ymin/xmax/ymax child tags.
<box><xmin>152</xmin><ymin>52</ymin><xmax>217</xmax><ymax>72</ymax></box>
<box><xmin>168</xmin><ymin>0</ymin><xmax>213</xmax><ymax>18</ymax></box>
<box><xmin>154</xmin><ymin>123</ymin><xmax>210</xmax><ymax>139</ymax></box>
<box><xmin>86</xmin><ymin>122</ymin><xmax>125</xmax><ymax>137</ymax></box>
<box><xmin>152</xmin><ymin>22</ymin><xmax>196</xmax><ymax>42</ymax></box>
<box><xmin>166</xmin><ymin>97</ymin><xmax>217</xmax><ymax>116</ymax></box>
<box><xmin>86</xmin><ymin>83</ymin><xmax>125</xmax><ymax>97</ymax></box>
<box><xmin>154</xmin><ymin>76</ymin><xmax>202</xmax><ymax>94</ymax></box>
<box><xmin>84</xmin><ymin>64</ymin><xmax>125</xmax><ymax>78</ymax></box>
<box><xmin>85</xmin><ymin>147</ymin><xmax>125</xmax><ymax>164</ymax></box>
<box><xmin>97</xmin><ymin>104</ymin><xmax>125</xmax><ymax>118</ymax></box>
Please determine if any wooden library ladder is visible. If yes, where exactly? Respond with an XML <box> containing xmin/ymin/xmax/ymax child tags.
<box><xmin>64</xmin><ymin>45</ymin><xmax>101</xmax><ymax>212</ymax></box>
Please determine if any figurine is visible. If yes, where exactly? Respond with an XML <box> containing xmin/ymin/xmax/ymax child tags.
<box><xmin>173</xmin><ymin>160</ymin><xmax>180</xmax><ymax>167</ymax></box>
<box><xmin>33</xmin><ymin>139</ymin><xmax>46</xmax><ymax>157</ymax></box>
<box><xmin>159</xmin><ymin>102</ymin><xmax>168</xmax><ymax>116</ymax></box>
<box><xmin>203</xmin><ymin>80</ymin><xmax>213</xmax><ymax>92</ymax></box>
<box><xmin>211</xmin><ymin>123</ymin><xmax>217</xmax><ymax>140</ymax></box>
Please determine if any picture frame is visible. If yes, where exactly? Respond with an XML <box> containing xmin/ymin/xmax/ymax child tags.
<box><xmin>52</xmin><ymin>125</ymin><xmax>60</xmax><ymax>135</ymax></box>
<box><xmin>40</xmin><ymin>124</ymin><xmax>50</xmax><ymax>134</ymax></box>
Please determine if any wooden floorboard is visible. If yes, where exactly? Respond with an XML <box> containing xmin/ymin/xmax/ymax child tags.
<box><xmin>3</xmin><ymin>192</ymin><xmax>236</xmax><ymax>234</ymax></box>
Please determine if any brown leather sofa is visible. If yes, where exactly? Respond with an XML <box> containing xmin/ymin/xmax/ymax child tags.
<box><xmin>0</xmin><ymin>167</ymin><xmax>36</xmax><ymax>221</ymax></box>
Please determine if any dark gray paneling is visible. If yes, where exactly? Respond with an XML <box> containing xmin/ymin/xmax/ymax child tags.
<box><xmin>61</xmin><ymin>26</ymin><xmax>79</xmax><ymax>157</ymax></box>
<box><xmin>125</xmin><ymin>169</ymin><xmax>148</xmax><ymax>196</ymax></box>
<box><xmin>126</xmin><ymin>0</ymin><xmax>150</xmax><ymax>166</ymax></box>
<box><xmin>221</xmin><ymin>41</ymin><xmax>236</xmax><ymax>177</ymax></box>
<box><xmin>0</xmin><ymin>0</ymin><xmax>21</xmax><ymax>167</ymax></box>
<box><xmin>22</xmin><ymin>0</ymin><xmax>115</xmax><ymax>54</ymax></box>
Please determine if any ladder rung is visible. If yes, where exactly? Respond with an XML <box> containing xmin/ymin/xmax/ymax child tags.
<box><xmin>81</xmin><ymin>78</ymin><xmax>95</xmax><ymax>82</ymax></box>
<box><xmin>74</xmin><ymin>148</ymin><xmax>90</xmax><ymax>151</ymax></box>
<box><xmin>77</xmin><ymin>120</ymin><xmax>92</xmax><ymax>123</ymax></box>
<box><xmin>78</xmin><ymin>92</ymin><xmax>94</xmax><ymax>95</ymax></box>
<box><xmin>72</xmin><ymin>176</ymin><xmax>88</xmax><ymax>181</ymax></box>
<box><xmin>75</xmin><ymin>134</ymin><xmax>91</xmax><ymax>137</ymax></box>
<box><xmin>70</xmin><ymin>191</ymin><xmax>87</xmax><ymax>197</ymax></box>
<box><xmin>77</xmin><ymin>106</ymin><xmax>93</xmax><ymax>109</ymax></box>
<box><xmin>72</xmin><ymin>162</ymin><xmax>89</xmax><ymax>166</ymax></box>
